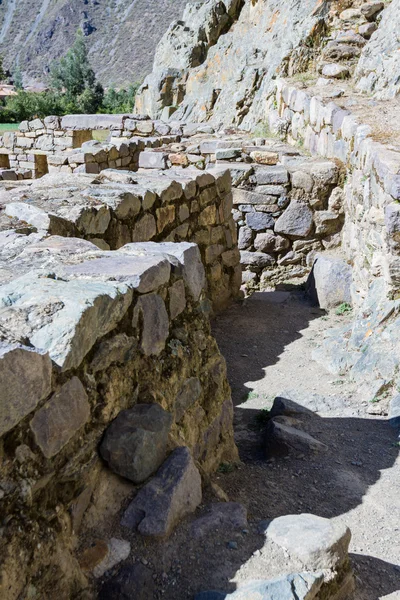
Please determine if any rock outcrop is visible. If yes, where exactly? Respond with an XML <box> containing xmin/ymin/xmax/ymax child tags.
<box><xmin>355</xmin><ymin>0</ymin><xmax>400</xmax><ymax>99</ymax></box>
<box><xmin>135</xmin><ymin>0</ymin><xmax>330</xmax><ymax>128</ymax></box>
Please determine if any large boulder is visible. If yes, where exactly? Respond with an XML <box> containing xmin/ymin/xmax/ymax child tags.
<box><xmin>307</xmin><ymin>255</ymin><xmax>352</xmax><ymax>309</ymax></box>
<box><xmin>100</xmin><ymin>404</ymin><xmax>173</xmax><ymax>484</ymax></box>
<box><xmin>266</xmin><ymin>513</ymin><xmax>351</xmax><ymax>571</ymax></box>
<box><xmin>121</xmin><ymin>446</ymin><xmax>202</xmax><ymax>538</ymax></box>
<box><xmin>274</xmin><ymin>202</ymin><xmax>314</xmax><ymax>239</ymax></box>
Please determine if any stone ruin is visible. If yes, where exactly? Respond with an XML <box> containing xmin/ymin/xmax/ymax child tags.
<box><xmin>1</xmin><ymin>0</ymin><xmax>400</xmax><ymax>598</ymax></box>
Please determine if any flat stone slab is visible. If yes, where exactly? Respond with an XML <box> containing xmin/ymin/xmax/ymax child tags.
<box><xmin>266</xmin><ymin>513</ymin><xmax>351</xmax><ymax>571</ymax></box>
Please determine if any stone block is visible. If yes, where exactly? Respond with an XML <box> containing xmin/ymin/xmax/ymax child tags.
<box><xmin>245</xmin><ymin>212</ymin><xmax>274</xmax><ymax>231</ymax></box>
<box><xmin>240</xmin><ymin>251</ymin><xmax>275</xmax><ymax>268</ymax></box>
<box><xmin>61</xmin><ymin>114</ymin><xmax>125</xmax><ymax>130</ymax></box>
<box><xmin>250</xmin><ymin>150</ymin><xmax>279</xmax><ymax>165</ymax></box>
<box><xmin>133</xmin><ymin>293</ymin><xmax>169</xmax><ymax>356</ymax></box>
<box><xmin>255</xmin><ymin>167</ymin><xmax>289</xmax><ymax>185</ymax></box>
<box><xmin>275</xmin><ymin>202</ymin><xmax>314</xmax><ymax>238</ymax></box>
<box><xmin>138</xmin><ymin>151</ymin><xmax>168</xmax><ymax>169</ymax></box>
<box><xmin>121</xmin><ymin>447</ymin><xmax>202</xmax><ymax>537</ymax></box>
<box><xmin>175</xmin><ymin>377</ymin><xmax>202</xmax><ymax>422</ymax></box>
<box><xmin>131</xmin><ymin>213</ymin><xmax>157</xmax><ymax>242</ymax></box>
<box><xmin>30</xmin><ymin>377</ymin><xmax>90</xmax><ymax>458</ymax></box>
<box><xmin>100</xmin><ymin>403</ymin><xmax>173</xmax><ymax>483</ymax></box>
<box><xmin>169</xmin><ymin>279</ymin><xmax>186</xmax><ymax>320</ymax></box>
<box><xmin>307</xmin><ymin>255</ymin><xmax>352</xmax><ymax>309</ymax></box>
<box><xmin>266</xmin><ymin>513</ymin><xmax>351</xmax><ymax>570</ymax></box>
<box><xmin>0</xmin><ymin>343</ymin><xmax>52</xmax><ymax>437</ymax></box>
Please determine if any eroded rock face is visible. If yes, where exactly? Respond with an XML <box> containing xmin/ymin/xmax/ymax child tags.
<box><xmin>355</xmin><ymin>0</ymin><xmax>400</xmax><ymax>99</ymax></box>
<box><xmin>135</xmin><ymin>0</ymin><xmax>329</xmax><ymax>128</ymax></box>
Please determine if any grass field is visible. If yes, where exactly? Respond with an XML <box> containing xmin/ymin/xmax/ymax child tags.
<box><xmin>0</xmin><ymin>123</ymin><xmax>20</xmax><ymax>132</ymax></box>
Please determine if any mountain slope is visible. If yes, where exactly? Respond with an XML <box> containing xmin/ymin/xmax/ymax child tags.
<box><xmin>0</xmin><ymin>0</ymin><xmax>200</xmax><ymax>87</ymax></box>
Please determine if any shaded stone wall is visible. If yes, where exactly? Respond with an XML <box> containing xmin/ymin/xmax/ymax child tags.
<box><xmin>0</xmin><ymin>234</ymin><xmax>237</xmax><ymax>598</ymax></box>
<box><xmin>275</xmin><ymin>80</ymin><xmax>400</xmax><ymax>302</ymax></box>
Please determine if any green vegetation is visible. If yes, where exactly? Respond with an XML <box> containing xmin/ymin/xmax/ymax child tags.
<box><xmin>0</xmin><ymin>31</ymin><xmax>139</xmax><ymax>123</ymax></box>
<box><xmin>0</xmin><ymin>123</ymin><xmax>20</xmax><ymax>132</ymax></box>
<box><xmin>217</xmin><ymin>462</ymin><xmax>236</xmax><ymax>474</ymax></box>
<box><xmin>335</xmin><ymin>302</ymin><xmax>352</xmax><ymax>316</ymax></box>
<box><xmin>0</xmin><ymin>56</ymin><xmax>5</xmax><ymax>82</ymax></box>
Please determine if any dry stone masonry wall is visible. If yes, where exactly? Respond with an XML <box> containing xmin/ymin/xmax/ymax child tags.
<box><xmin>0</xmin><ymin>172</ymin><xmax>239</xmax><ymax>597</ymax></box>
<box><xmin>275</xmin><ymin>79</ymin><xmax>400</xmax><ymax>302</ymax></box>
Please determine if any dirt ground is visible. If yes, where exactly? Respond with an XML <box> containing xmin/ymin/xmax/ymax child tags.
<box><xmin>95</xmin><ymin>289</ymin><xmax>400</xmax><ymax>600</ymax></box>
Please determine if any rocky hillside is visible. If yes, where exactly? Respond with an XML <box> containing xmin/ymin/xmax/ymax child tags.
<box><xmin>0</xmin><ymin>0</ymin><xmax>201</xmax><ymax>87</ymax></box>
<box><xmin>136</xmin><ymin>0</ymin><xmax>400</xmax><ymax>127</ymax></box>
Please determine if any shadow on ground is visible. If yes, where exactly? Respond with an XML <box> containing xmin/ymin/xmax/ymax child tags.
<box><xmin>98</xmin><ymin>291</ymin><xmax>400</xmax><ymax>600</ymax></box>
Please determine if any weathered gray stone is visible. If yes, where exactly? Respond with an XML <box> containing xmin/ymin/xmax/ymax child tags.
<box><xmin>191</xmin><ymin>502</ymin><xmax>247</xmax><ymax>538</ymax></box>
<box><xmin>90</xmin><ymin>334</ymin><xmax>137</xmax><ymax>373</ymax></box>
<box><xmin>254</xmin><ymin>232</ymin><xmax>290</xmax><ymax>253</ymax></box>
<box><xmin>30</xmin><ymin>377</ymin><xmax>90</xmax><ymax>458</ymax></box>
<box><xmin>275</xmin><ymin>202</ymin><xmax>314</xmax><ymax>238</ymax></box>
<box><xmin>360</xmin><ymin>2</ymin><xmax>384</xmax><ymax>19</ymax></box>
<box><xmin>92</xmin><ymin>538</ymin><xmax>131</xmax><ymax>579</ymax></box>
<box><xmin>169</xmin><ymin>279</ymin><xmax>186</xmax><ymax>320</ymax></box>
<box><xmin>314</xmin><ymin>211</ymin><xmax>342</xmax><ymax>236</ymax></box>
<box><xmin>266</xmin><ymin>513</ymin><xmax>351</xmax><ymax>570</ymax></box>
<box><xmin>175</xmin><ymin>377</ymin><xmax>202</xmax><ymax>422</ymax></box>
<box><xmin>131</xmin><ymin>213</ymin><xmax>157</xmax><ymax>242</ymax></box>
<box><xmin>238</xmin><ymin>226</ymin><xmax>253</xmax><ymax>250</ymax></box>
<box><xmin>138</xmin><ymin>151</ymin><xmax>168</xmax><ymax>170</ymax></box>
<box><xmin>216</xmin><ymin>148</ymin><xmax>241</xmax><ymax>160</ymax></box>
<box><xmin>133</xmin><ymin>293</ymin><xmax>169</xmax><ymax>356</ymax></box>
<box><xmin>121</xmin><ymin>446</ymin><xmax>202</xmax><ymax>537</ymax></box>
<box><xmin>233</xmin><ymin>188</ymin><xmax>276</xmax><ymax>206</ymax></box>
<box><xmin>127</xmin><ymin>242</ymin><xmax>206</xmax><ymax>301</ymax></box>
<box><xmin>100</xmin><ymin>403</ymin><xmax>173</xmax><ymax>484</ymax></box>
<box><xmin>245</xmin><ymin>212</ymin><xmax>274</xmax><ymax>231</ymax></box>
<box><xmin>196</xmin><ymin>573</ymin><xmax>325</xmax><ymax>600</ymax></box>
<box><xmin>322</xmin><ymin>64</ymin><xmax>350</xmax><ymax>79</ymax></box>
<box><xmin>355</xmin><ymin>0</ymin><xmax>400</xmax><ymax>99</ymax></box>
<box><xmin>291</xmin><ymin>170</ymin><xmax>314</xmax><ymax>193</ymax></box>
<box><xmin>0</xmin><ymin>343</ymin><xmax>52</xmax><ymax>437</ymax></box>
<box><xmin>240</xmin><ymin>251</ymin><xmax>275</xmax><ymax>268</ymax></box>
<box><xmin>308</xmin><ymin>255</ymin><xmax>352</xmax><ymax>309</ymax></box>
<box><xmin>255</xmin><ymin>167</ymin><xmax>289</xmax><ymax>185</ymax></box>
<box><xmin>266</xmin><ymin>420</ymin><xmax>327</xmax><ymax>456</ymax></box>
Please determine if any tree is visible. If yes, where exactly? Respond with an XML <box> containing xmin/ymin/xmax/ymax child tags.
<box><xmin>13</xmin><ymin>66</ymin><xmax>23</xmax><ymax>90</ymax></box>
<box><xmin>0</xmin><ymin>56</ymin><xmax>5</xmax><ymax>82</ymax></box>
<box><xmin>50</xmin><ymin>29</ymin><xmax>103</xmax><ymax>111</ymax></box>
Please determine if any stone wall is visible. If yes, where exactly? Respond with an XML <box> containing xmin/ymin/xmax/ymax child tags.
<box><xmin>0</xmin><ymin>233</ymin><xmax>237</xmax><ymax>598</ymax></box>
<box><xmin>0</xmin><ymin>167</ymin><xmax>240</xmax><ymax>311</ymax></box>
<box><xmin>275</xmin><ymin>80</ymin><xmax>400</xmax><ymax>302</ymax></box>
<box><xmin>0</xmin><ymin>115</ymin><xmax>183</xmax><ymax>178</ymax></box>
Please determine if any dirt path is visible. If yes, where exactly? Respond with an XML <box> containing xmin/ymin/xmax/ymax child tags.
<box><xmin>97</xmin><ymin>290</ymin><xmax>400</xmax><ymax>599</ymax></box>
<box><xmin>212</xmin><ymin>290</ymin><xmax>400</xmax><ymax>600</ymax></box>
